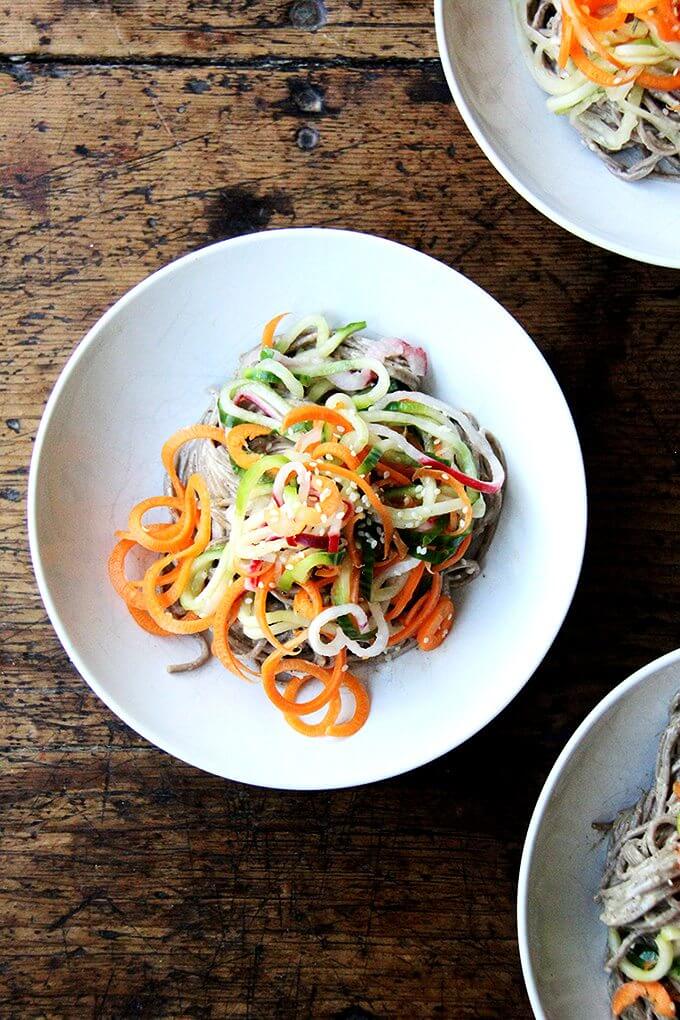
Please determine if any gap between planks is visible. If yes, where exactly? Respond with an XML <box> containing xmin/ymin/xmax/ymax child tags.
<box><xmin>0</xmin><ymin>53</ymin><xmax>442</xmax><ymax>72</ymax></box>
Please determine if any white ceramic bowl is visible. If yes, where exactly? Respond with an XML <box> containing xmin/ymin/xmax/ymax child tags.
<box><xmin>519</xmin><ymin>647</ymin><xmax>680</xmax><ymax>1019</ymax></box>
<box><xmin>435</xmin><ymin>0</ymin><xmax>680</xmax><ymax>268</ymax></box>
<box><xmin>28</xmin><ymin>228</ymin><xmax>586</xmax><ymax>789</ymax></box>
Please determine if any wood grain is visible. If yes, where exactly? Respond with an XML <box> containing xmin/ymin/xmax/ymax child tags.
<box><xmin>1</xmin><ymin>11</ymin><xmax>679</xmax><ymax>1020</ymax></box>
<box><xmin>0</xmin><ymin>1</ymin><xmax>435</xmax><ymax>61</ymax></box>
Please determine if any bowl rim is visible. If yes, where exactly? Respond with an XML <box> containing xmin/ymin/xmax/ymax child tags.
<box><xmin>517</xmin><ymin>645</ymin><xmax>680</xmax><ymax>1018</ymax></box>
<box><xmin>433</xmin><ymin>0</ymin><xmax>680</xmax><ymax>271</ymax></box>
<box><xmin>27</xmin><ymin>226</ymin><xmax>587</xmax><ymax>788</ymax></box>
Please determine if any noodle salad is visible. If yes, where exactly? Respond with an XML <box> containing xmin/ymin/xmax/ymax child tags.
<box><xmin>599</xmin><ymin>692</ymin><xmax>680</xmax><ymax>1018</ymax></box>
<box><xmin>514</xmin><ymin>0</ymin><xmax>680</xmax><ymax>180</ymax></box>
<box><xmin>108</xmin><ymin>314</ymin><xmax>505</xmax><ymax>739</ymax></box>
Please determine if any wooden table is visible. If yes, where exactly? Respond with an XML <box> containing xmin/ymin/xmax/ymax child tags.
<box><xmin>1</xmin><ymin>3</ymin><xmax>678</xmax><ymax>1017</ymax></box>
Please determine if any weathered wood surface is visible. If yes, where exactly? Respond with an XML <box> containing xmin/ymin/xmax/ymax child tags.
<box><xmin>1</xmin><ymin>4</ymin><xmax>679</xmax><ymax>1018</ymax></box>
<box><xmin>1</xmin><ymin>1</ymin><xmax>435</xmax><ymax>60</ymax></box>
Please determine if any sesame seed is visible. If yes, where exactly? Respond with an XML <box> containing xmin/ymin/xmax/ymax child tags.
<box><xmin>423</xmin><ymin>637</ymin><xmax>430</xmax><ymax>644</ymax></box>
<box><xmin>341</xmin><ymin>664</ymin><xmax>349</xmax><ymax>672</ymax></box>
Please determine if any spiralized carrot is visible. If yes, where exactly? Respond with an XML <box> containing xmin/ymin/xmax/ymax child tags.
<box><xmin>284</xmin><ymin>675</ymin><xmax>342</xmax><ymax>736</ymax></box>
<box><xmin>646</xmin><ymin>0</ymin><xmax>680</xmax><ymax>41</ymax></box>
<box><xmin>254</xmin><ymin>585</ymin><xmax>293</xmax><ymax>653</ymax></box>
<box><xmin>108</xmin><ymin>538</ymin><xmax>149</xmax><ymax>610</ymax></box>
<box><xmin>142</xmin><ymin>475</ymin><xmax>214</xmax><ymax>634</ymax></box>
<box><xmin>376</xmin><ymin>460</ymin><xmax>412</xmax><ymax>486</ymax></box>
<box><xmin>350</xmin><ymin>563</ymin><xmax>360</xmax><ymax>603</ymax></box>
<box><xmin>374</xmin><ymin>547</ymin><xmax>399</xmax><ymax>575</ymax></box>
<box><xmin>580</xmin><ymin>5</ymin><xmax>628</xmax><ymax>32</ymax></box>
<box><xmin>262</xmin><ymin>657</ymin><xmax>341</xmax><ymax>716</ymax></box>
<box><xmin>144</xmin><ymin>561</ymin><xmax>213</xmax><ymax>633</ymax></box>
<box><xmin>125</xmin><ymin>489</ymin><xmax>197</xmax><ymax>554</ymax></box>
<box><xmin>638</xmin><ymin>70</ymin><xmax>680</xmax><ymax>91</ymax></box>
<box><xmin>315</xmin><ymin>566</ymin><xmax>340</xmax><ymax>581</ymax></box>
<box><xmin>261</xmin><ymin>311</ymin><xmax>288</xmax><ymax>348</ymax></box>
<box><xmin>283</xmin><ymin>654</ymin><xmax>370</xmax><ymax>738</ymax></box>
<box><xmin>212</xmin><ymin>577</ymin><xmax>261</xmax><ymax>681</ymax></box>
<box><xmin>162</xmin><ymin>425</ymin><xmax>230</xmax><ymax>498</ymax></box>
<box><xmin>316</xmin><ymin>476</ymin><xmax>344</xmax><ymax>517</ymax></box>
<box><xmin>226</xmin><ymin>423</ymin><xmax>272</xmax><ymax>469</ymax></box>
<box><xmin>611</xmin><ymin>981</ymin><xmax>675</xmax><ymax>1018</ymax></box>
<box><xmin>571</xmin><ymin>38</ymin><xmax>640</xmax><ymax>86</ymax></box>
<box><xmin>388</xmin><ymin>572</ymin><xmax>442</xmax><ymax>646</ymax></box>
<box><xmin>392</xmin><ymin>530</ymin><xmax>408</xmax><ymax>559</ymax></box>
<box><xmin>417</xmin><ymin>596</ymin><xmax>454</xmax><ymax>651</ymax></box>
<box><xmin>310</xmin><ymin>441</ymin><xmax>359</xmax><ymax>469</ymax></box>
<box><xmin>108</xmin><ymin>534</ymin><xmax>183</xmax><ymax>610</ymax></box>
<box><xmin>326</xmin><ymin>671</ymin><xmax>370</xmax><ymax>737</ymax></box>
<box><xmin>281</xmin><ymin>404</ymin><xmax>353</xmax><ymax>434</ymax></box>
<box><xmin>293</xmin><ymin>581</ymin><xmax>324</xmax><ymax>619</ymax></box>
<box><xmin>385</xmin><ymin>562</ymin><xmax>425</xmax><ymax>621</ymax></box>
<box><xmin>128</xmin><ymin>605</ymin><xmax>171</xmax><ymax>637</ymax></box>
<box><xmin>283</xmin><ymin>649</ymin><xmax>346</xmax><ymax>736</ymax></box>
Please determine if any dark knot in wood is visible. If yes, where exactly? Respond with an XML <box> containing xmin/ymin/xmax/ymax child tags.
<box><xmin>288</xmin><ymin>0</ymin><xmax>328</xmax><ymax>30</ymax></box>
<box><xmin>296</xmin><ymin>126</ymin><xmax>319</xmax><ymax>150</ymax></box>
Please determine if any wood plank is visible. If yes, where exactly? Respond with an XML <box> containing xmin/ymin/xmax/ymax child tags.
<box><xmin>1</xmin><ymin>1</ymin><xmax>436</xmax><ymax>61</ymax></box>
<box><xmin>1</xmin><ymin>60</ymin><xmax>679</xmax><ymax>1019</ymax></box>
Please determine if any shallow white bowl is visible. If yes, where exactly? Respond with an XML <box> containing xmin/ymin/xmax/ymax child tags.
<box><xmin>435</xmin><ymin>0</ymin><xmax>680</xmax><ymax>268</ymax></box>
<box><xmin>28</xmin><ymin>228</ymin><xmax>586</xmax><ymax>789</ymax></box>
<box><xmin>519</xmin><ymin>647</ymin><xmax>680</xmax><ymax>1019</ymax></box>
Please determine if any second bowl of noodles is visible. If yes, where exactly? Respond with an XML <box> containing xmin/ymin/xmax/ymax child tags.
<box><xmin>435</xmin><ymin>0</ymin><xmax>680</xmax><ymax>268</ymax></box>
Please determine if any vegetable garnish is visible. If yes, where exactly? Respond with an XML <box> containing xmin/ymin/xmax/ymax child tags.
<box><xmin>515</xmin><ymin>0</ymin><xmax>680</xmax><ymax>181</ymax></box>
<box><xmin>612</xmin><ymin>980</ymin><xmax>675</xmax><ymax>1018</ymax></box>
<box><xmin>108</xmin><ymin>315</ymin><xmax>505</xmax><ymax>737</ymax></box>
